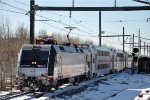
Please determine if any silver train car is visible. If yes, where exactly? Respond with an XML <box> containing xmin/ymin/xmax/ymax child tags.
<box><xmin>17</xmin><ymin>44</ymin><xmax>132</xmax><ymax>91</ymax></box>
<box><xmin>94</xmin><ymin>46</ymin><xmax>112</xmax><ymax>76</ymax></box>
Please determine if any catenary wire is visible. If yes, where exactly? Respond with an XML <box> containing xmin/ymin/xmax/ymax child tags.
<box><xmin>12</xmin><ymin>0</ymin><xmax>99</xmax><ymax>35</ymax></box>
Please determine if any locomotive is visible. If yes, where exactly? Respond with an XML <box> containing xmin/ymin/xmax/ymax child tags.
<box><xmin>17</xmin><ymin>39</ymin><xmax>132</xmax><ymax>91</ymax></box>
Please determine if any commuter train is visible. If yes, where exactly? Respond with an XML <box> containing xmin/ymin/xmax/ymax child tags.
<box><xmin>17</xmin><ymin>43</ymin><xmax>132</xmax><ymax>92</ymax></box>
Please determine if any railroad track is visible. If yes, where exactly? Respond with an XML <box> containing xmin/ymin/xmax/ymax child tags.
<box><xmin>38</xmin><ymin>72</ymin><xmax>119</xmax><ymax>100</ymax></box>
<box><xmin>0</xmin><ymin>91</ymin><xmax>31</xmax><ymax>100</ymax></box>
<box><xmin>0</xmin><ymin>91</ymin><xmax>47</xmax><ymax>100</ymax></box>
<box><xmin>0</xmin><ymin>72</ymin><xmax>121</xmax><ymax>100</ymax></box>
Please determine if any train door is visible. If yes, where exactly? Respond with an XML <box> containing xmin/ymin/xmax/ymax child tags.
<box><xmin>91</xmin><ymin>54</ymin><xmax>96</xmax><ymax>77</ymax></box>
<box><xmin>112</xmin><ymin>50</ymin><xmax>117</xmax><ymax>72</ymax></box>
<box><xmin>85</xmin><ymin>53</ymin><xmax>92</xmax><ymax>78</ymax></box>
<box><xmin>56</xmin><ymin>54</ymin><xmax>62</xmax><ymax>77</ymax></box>
<box><xmin>85</xmin><ymin>54</ymin><xmax>91</xmax><ymax>78</ymax></box>
<box><xmin>112</xmin><ymin>54</ymin><xmax>115</xmax><ymax>72</ymax></box>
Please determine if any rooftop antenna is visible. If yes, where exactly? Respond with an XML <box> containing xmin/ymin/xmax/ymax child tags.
<box><xmin>65</xmin><ymin>26</ymin><xmax>76</xmax><ymax>45</ymax></box>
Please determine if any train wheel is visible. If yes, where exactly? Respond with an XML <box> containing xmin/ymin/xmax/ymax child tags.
<box><xmin>55</xmin><ymin>80</ymin><xmax>62</xmax><ymax>90</ymax></box>
<box><xmin>47</xmin><ymin>85</ymin><xmax>52</xmax><ymax>92</ymax></box>
<box><xmin>73</xmin><ymin>81</ymin><xmax>79</xmax><ymax>86</ymax></box>
<box><xmin>55</xmin><ymin>84</ymin><xmax>59</xmax><ymax>90</ymax></box>
<box><xmin>73</xmin><ymin>77</ymin><xmax>79</xmax><ymax>86</ymax></box>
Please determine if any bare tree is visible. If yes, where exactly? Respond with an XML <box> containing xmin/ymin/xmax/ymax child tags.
<box><xmin>38</xmin><ymin>29</ymin><xmax>48</xmax><ymax>37</ymax></box>
<box><xmin>0</xmin><ymin>17</ymin><xmax>12</xmax><ymax>90</ymax></box>
<box><xmin>0</xmin><ymin>18</ymin><xmax>29</xmax><ymax>90</ymax></box>
<box><xmin>15</xmin><ymin>24</ymin><xmax>29</xmax><ymax>42</ymax></box>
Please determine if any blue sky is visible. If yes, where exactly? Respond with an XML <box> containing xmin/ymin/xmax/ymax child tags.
<box><xmin>0</xmin><ymin>0</ymin><xmax>150</xmax><ymax>53</ymax></box>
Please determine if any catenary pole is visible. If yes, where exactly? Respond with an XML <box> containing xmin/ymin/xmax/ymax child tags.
<box><xmin>123</xmin><ymin>27</ymin><xmax>125</xmax><ymax>53</ymax></box>
<box><xmin>30</xmin><ymin>0</ymin><xmax>35</xmax><ymax>44</ymax></box>
<box><xmin>99</xmin><ymin>11</ymin><xmax>101</xmax><ymax>46</ymax></box>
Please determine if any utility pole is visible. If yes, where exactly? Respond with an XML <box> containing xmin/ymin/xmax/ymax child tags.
<box><xmin>133</xmin><ymin>34</ymin><xmax>134</xmax><ymax>48</ymax></box>
<box><xmin>138</xmin><ymin>29</ymin><xmax>141</xmax><ymax>55</ymax></box>
<box><xmin>149</xmin><ymin>46</ymin><xmax>150</xmax><ymax>56</ymax></box>
<box><xmin>140</xmin><ymin>39</ymin><xmax>142</xmax><ymax>54</ymax></box>
<box><xmin>130</xmin><ymin>36</ymin><xmax>132</xmax><ymax>52</ymax></box>
<box><xmin>122</xmin><ymin>27</ymin><xmax>125</xmax><ymax>67</ymax></box>
<box><xmin>114</xmin><ymin>0</ymin><xmax>117</xmax><ymax>7</ymax></box>
<box><xmin>123</xmin><ymin>27</ymin><xmax>125</xmax><ymax>53</ymax></box>
<box><xmin>69</xmin><ymin>0</ymin><xmax>74</xmax><ymax>18</ymax></box>
<box><xmin>30</xmin><ymin>0</ymin><xmax>35</xmax><ymax>44</ymax></box>
<box><xmin>144</xmin><ymin>42</ymin><xmax>146</xmax><ymax>56</ymax></box>
<box><xmin>147</xmin><ymin>43</ymin><xmax>149</xmax><ymax>56</ymax></box>
<box><xmin>99</xmin><ymin>11</ymin><xmax>101</xmax><ymax>46</ymax></box>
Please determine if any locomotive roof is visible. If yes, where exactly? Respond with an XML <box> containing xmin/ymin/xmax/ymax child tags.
<box><xmin>21</xmin><ymin>44</ymin><xmax>89</xmax><ymax>54</ymax></box>
<box><xmin>53</xmin><ymin>45</ymin><xmax>88</xmax><ymax>54</ymax></box>
<box><xmin>21</xmin><ymin>44</ymin><xmax>51</xmax><ymax>51</ymax></box>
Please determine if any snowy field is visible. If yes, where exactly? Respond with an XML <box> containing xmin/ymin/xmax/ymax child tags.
<box><xmin>53</xmin><ymin>71</ymin><xmax>150</xmax><ymax>100</ymax></box>
<box><xmin>1</xmin><ymin>71</ymin><xmax>150</xmax><ymax>100</ymax></box>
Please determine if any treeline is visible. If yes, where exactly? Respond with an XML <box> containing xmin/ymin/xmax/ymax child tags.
<box><xmin>0</xmin><ymin>18</ymin><xmax>29</xmax><ymax>90</ymax></box>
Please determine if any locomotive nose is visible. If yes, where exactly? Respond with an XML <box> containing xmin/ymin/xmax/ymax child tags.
<box><xmin>18</xmin><ymin>68</ymin><xmax>48</xmax><ymax>77</ymax></box>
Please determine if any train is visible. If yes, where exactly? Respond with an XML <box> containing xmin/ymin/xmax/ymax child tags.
<box><xmin>17</xmin><ymin>43</ymin><xmax>133</xmax><ymax>92</ymax></box>
<box><xmin>138</xmin><ymin>56</ymin><xmax>150</xmax><ymax>74</ymax></box>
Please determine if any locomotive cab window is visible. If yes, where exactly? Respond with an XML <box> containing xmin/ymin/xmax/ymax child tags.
<box><xmin>20</xmin><ymin>50</ymin><xmax>49</xmax><ymax>68</ymax></box>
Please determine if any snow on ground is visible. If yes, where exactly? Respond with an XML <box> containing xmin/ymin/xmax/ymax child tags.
<box><xmin>54</xmin><ymin>71</ymin><xmax>150</xmax><ymax>100</ymax></box>
<box><xmin>1</xmin><ymin>71</ymin><xmax>150</xmax><ymax>100</ymax></box>
<box><xmin>0</xmin><ymin>91</ymin><xmax>10</xmax><ymax>96</ymax></box>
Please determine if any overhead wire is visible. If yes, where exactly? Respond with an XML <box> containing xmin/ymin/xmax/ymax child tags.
<box><xmin>0</xmin><ymin>7</ymin><xmax>92</xmax><ymax>37</ymax></box>
<box><xmin>102</xmin><ymin>38</ymin><xmax>122</xmax><ymax>46</ymax></box>
<box><xmin>53</xmin><ymin>13</ymin><xmax>98</xmax><ymax>35</ymax></box>
<box><xmin>1</xmin><ymin>0</ymin><xmax>95</xmax><ymax>37</ymax></box>
<box><xmin>13</xmin><ymin>0</ymin><xmax>29</xmax><ymax>6</ymax></box>
<box><xmin>0</xmin><ymin>0</ymin><xmax>70</xmax><ymax>27</ymax></box>
<box><xmin>3</xmin><ymin>0</ymin><xmax>146</xmax><ymax>47</ymax></box>
<box><xmin>12</xmin><ymin>0</ymin><xmax>98</xmax><ymax>36</ymax></box>
<box><xmin>103</xmin><ymin>19</ymin><xmax>149</xmax><ymax>22</ymax></box>
<box><xmin>117</xmin><ymin>36</ymin><xmax>123</xmax><ymax>45</ymax></box>
<box><xmin>102</xmin><ymin>38</ymin><xmax>131</xmax><ymax>51</ymax></box>
<box><xmin>0</xmin><ymin>0</ymin><xmax>28</xmax><ymax>12</ymax></box>
<box><xmin>35</xmin><ymin>14</ymin><xmax>71</xmax><ymax>27</ymax></box>
<box><xmin>40</xmin><ymin>21</ymin><xmax>93</xmax><ymax>37</ymax></box>
<box><xmin>0</xmin><ymin>1</ymin><xmax>93</xmax><ymax>37</ymax></box>
<box><xmin>0</xmin><ymin>1</ymin><xmax>135</xmax><ymax>51</ymax></box>
<box><xmin>0</xmin><ymin>8</ymin><xmax>27</xmax><ymax>15</ymax></box>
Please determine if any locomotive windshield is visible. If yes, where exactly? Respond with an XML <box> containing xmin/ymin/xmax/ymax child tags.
<box><xmin>20</xmin><ymin>50</ymin><xmax>49</xmax><ymax>68</ymax></box>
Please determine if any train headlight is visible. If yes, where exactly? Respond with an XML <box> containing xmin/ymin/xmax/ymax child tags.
<box><xmin>32</xmin><ymin>61</ymin><xmax>37</xmax><ymax>65</ymax></box>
